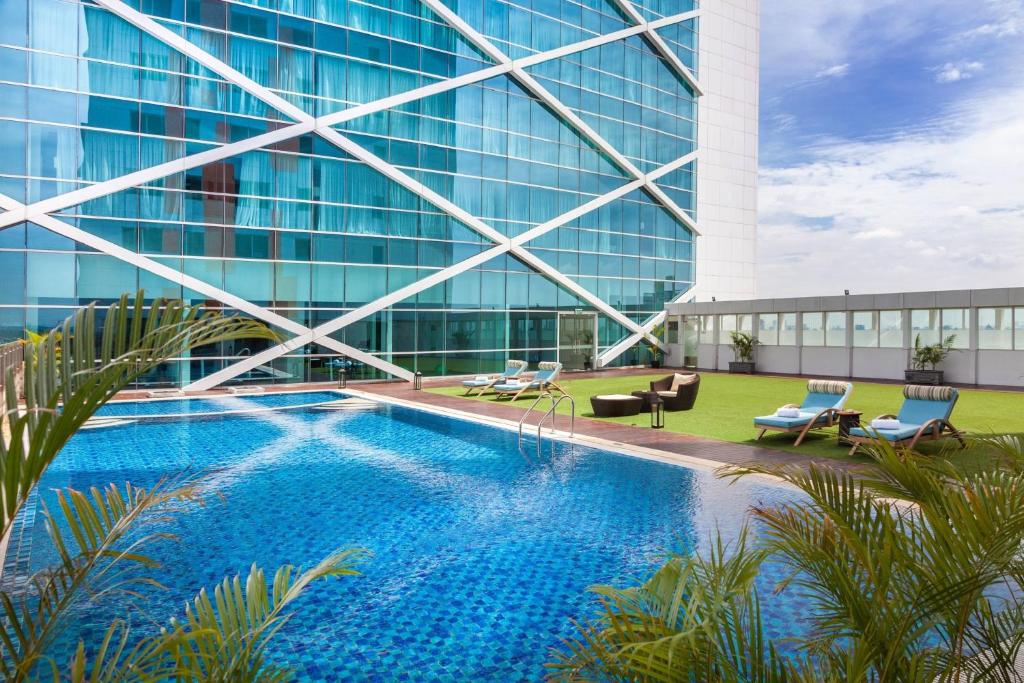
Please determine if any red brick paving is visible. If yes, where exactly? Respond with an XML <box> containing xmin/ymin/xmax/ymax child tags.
<box><xmin>114</xmin><ymin>367</ymin><xmax>869</xmax><ymax>472</ymax></box>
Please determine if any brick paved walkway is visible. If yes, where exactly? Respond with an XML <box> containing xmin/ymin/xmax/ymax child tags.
<box><xmin>116</xmin><ymin>368</ymin><xmax>866</xmax><ymax>472</ymax></box>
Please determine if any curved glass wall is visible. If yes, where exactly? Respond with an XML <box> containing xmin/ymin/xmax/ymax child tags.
<box><xmin>0</xmin><ymin>0</ymin><xmax>697</xmax><ymax>386</ymax></box>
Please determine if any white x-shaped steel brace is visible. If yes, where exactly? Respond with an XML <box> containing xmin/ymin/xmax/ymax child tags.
<box><xmin>0</xmin><ymin>0</ymin><xmax>702</xmax><ymax>389</ymax></box>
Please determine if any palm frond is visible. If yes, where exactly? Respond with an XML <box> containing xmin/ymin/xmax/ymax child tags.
<box><xmin>547</xmin><ymin>528</ymin><xmax>791</xmax><ymax>682</ymax></box>
<box><xmin>1</xmin><ymin>291</ymin><xmax>276</xmax><ymax>540</ymax></box>
<box><xmin>114</xmin><ymin>549</ymin><xmax>369</xmax><ymax>681</ymax></box>
<box><xmin>0</xmin><ymin>481</ymin><xmax>199</xmax><ymax>682</ymax></box>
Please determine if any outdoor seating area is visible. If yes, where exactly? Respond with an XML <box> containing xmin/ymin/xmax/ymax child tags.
<box><xmin>754</xmin><ymin>379</ymin><xmax>853</xmax><ymax>446</ymax></box>
<box><xmin>455</xmin><ymin>360</ymin><xmax>566</xmax><ymax>401</ymax></box>
<box><xmin>430</xmin><ymin>370</ymin><xmax>1018</xmax><ymax>471</ymax></box>
<box><xmin>846</xmin><ymin>384</ymin><xmax>966</xmax><ymax>454</ymax></box>
<box><xmin>752</xmin><ymin>379</ymin><xmax>967</xmax><ymax>453</ymax></box>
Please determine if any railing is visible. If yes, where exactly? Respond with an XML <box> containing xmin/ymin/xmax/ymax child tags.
<box><xmin>517</xmin><ymin>391</ymin><xmax>575</xmax><ymax>458</ymax></box>
<box><xmin>518</xmin><ymin>392</ymin><xmax>557</xmax><ymax>446</ymax></box>
<box><xmin>535</xmin><ymin>395</ymin><xmax>575</xmax><ymax>457</ymax></box>
<box><xmin>0</xmin><ymin>341</ymin><xmax>23</xmax><ymax>396</ymax></box>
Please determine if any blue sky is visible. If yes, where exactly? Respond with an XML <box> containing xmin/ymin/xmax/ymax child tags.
<box><xmin>756</xmin><ymin>0</ymin><xmax>1024</xmax><ymax>297</ymax></box>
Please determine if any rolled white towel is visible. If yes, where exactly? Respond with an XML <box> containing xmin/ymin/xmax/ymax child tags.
<box><xmin>776</xmin><ymin>407</ymin><xmax>800</xmax><ymax>418</ymax></box>
<box><xmin>504</xmin><ymin>379</ymin><xmax>522</xmax><ymax>386</ymax></box>
<box><xmin>475</xmin><ymin>375</ymin><xmax>489</xmax><ymax>382</ymax></box>
<box><xmin>871</xmin><ymin>418</ymin><xmax>901</xmax><ymax>431</ymax></box>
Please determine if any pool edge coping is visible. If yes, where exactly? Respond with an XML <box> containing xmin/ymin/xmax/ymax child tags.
<box><xmin>340</xmin><ymin>387</ymin><xmax>794</xmax><ymax>488</ymax></box>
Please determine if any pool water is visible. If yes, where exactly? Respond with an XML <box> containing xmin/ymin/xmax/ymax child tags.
<box><xmin>12</xmin><ymin>392</ymin><xmax>808</xmax><ymax>681</ymax></box>
<box><xmin>96</xmin><ymin>390</ymin><xmax>344</xmax><ymax>417</ymax></box>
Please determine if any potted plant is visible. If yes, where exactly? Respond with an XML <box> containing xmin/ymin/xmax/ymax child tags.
<box><xmin>643</xmin><ymin>323</ymin><xmax>667</xmax><ymax>369</ymax></box>
<box><xmin>906</xmin><ymin>333</ymin><xmax>957</xmax><ymax>385</ymax></box>
<box><xmin>728</xmin><ymin>331</ymin><xmax>759</xmax><ymax>374</ymax></box>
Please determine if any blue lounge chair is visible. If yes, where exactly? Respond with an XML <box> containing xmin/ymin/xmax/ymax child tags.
<box><xmin>846</xmin><ymin>385</ymin><xmax>965</xmax><ymax>455</ymax></box>
<box><xmin>493</xmin><ymin>361</ymin><xmax>565</xmax><ymax>401</ymax></box>
<box><xmin>460</xmin><ymin>359</ymin><xmax>527</xmax><ymax>396</ymax></box>
<box><xmin>754</xmin><ymin>379</ymin><xmax>853</xmax><ymax>446</ymax></box>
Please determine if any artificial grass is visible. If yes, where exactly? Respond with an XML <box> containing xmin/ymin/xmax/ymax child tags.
<box><xmin>428</xmin><ymin>373</ymin><xmax>1024</xmax><ymax>472</ymax></box>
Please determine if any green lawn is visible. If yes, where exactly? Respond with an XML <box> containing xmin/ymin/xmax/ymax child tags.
<box><xmin>429</xmin><ymin>373</ymin><xmax>1024</xmax><ymax>471</ymax></box>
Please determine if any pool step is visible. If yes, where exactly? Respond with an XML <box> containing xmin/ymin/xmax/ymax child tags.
<box><xmin>81</xmin><ymin>417</ymin><xmax>137</xmax><ymax>430</ymax></box>
<box><xmin>227</xmin><ymin>386</ymin><xmax>266</xmax><ymax>395</ymax></box>
<box><xmin>314</xmin><ymin>398</ymin><xmax>380</xmax><ymax>411</ymax></box>
<box><xmin>146</xmin><ymin>388</ymin><xmax>184</xmax><ymax>398</ymax></box>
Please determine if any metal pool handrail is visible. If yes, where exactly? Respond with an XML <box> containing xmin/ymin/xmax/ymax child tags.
<box><xmin>535</xmin><ymin>395</ymin><xmax>575</xmax><ymax>458</ymax></box>
<box><xmin>518</xmin><ymin>391</ymin><xmax>557</xmax><ymax>446</ymax></box>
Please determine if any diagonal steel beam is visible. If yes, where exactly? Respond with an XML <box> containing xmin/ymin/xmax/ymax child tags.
<box><xmin>0</xmin><ymin>192</ymin><xmax>413</xmax><ymax>381</ymax></box>
<box><xmin>597</xmin><ymin>280</ymin><xmax>701</xmax><ymax>366</ymax></box>
<box><xmin>75</xmin><ymin>0</ymin><xmax>673</xmax><ymax>387</ymax></box>
<box><xmin>605</xmin><ymin>0</ymin><xmax>704</xmax><ymax>96</ymax></box>
<box><xmin>185</xmin><ymin>172</ymin><xmax>654</xmax><ymax>391</ymax></box>
<box><xmin>7</xmin><ymin>0</ymin><xmax>698</xmax><ymax>387</ymax></box>
<box><xmin>418</xmin><ymin>0</ymin><xmax>701</xmax><ymax>236</ymax></box>
<box><xmin>0</xmin><ymin>5</ymin><xmax>696</xmax><ymax>231</ymax></box>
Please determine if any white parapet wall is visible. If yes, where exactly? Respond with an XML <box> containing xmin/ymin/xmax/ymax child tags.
<box><xmin>666</xmin><ymin>287</ymin><xmax>1024</xmax><ymax>388</ymax></box>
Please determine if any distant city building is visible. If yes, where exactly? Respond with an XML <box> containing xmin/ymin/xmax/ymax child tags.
<box><xmin>0</xmin><ymin>0</ymin><xmax>758</xmax><ymax>388</ymax></box>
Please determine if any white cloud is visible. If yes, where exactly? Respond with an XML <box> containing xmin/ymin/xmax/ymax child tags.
<box><xmin>963</xmin><ymin>0</ymin><xmax>1024</xmax><ymax>37</ymax></box>
<box><xmin>935</xmin><ymin>61</ymin><xmax>984</xmax><ymax>83</ymax></box>
<box><xmin>760</xmin><ymin>0</ymin><xmax>962</xmax><ymax>82</ymax></box>
<box><xmin>757</xmin><ymin>87</ymin><xmax>1024</xmax><ymax>298</ymax></box>
<box><xmin>815</xmin><ymin>63</ymin><xmax>850</xmax><ymax>79</ymax></box>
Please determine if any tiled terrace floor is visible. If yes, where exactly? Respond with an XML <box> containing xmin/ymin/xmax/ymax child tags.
<box><xmin>356</xmin><ymin>371</ymin><xmax>865</xmax><ymax>472</ymax></box>
<box><xmin>117</xmin><ymin>368</ymin><xmax>871</xmax><ymax>472</ymax></box>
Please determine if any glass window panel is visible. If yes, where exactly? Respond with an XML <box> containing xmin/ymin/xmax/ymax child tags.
<box><xmin>879</xmin><ymin>310</ymin><xmax>903</xmax><ymax>348</ymax></box>
<box><xmin>26</xmin><ymin>252</ymin><xmax>75</xmax><ymax>303</ymax></box>
<box><xmin>852</xmin><ymin>311</ymin><xmax>878</xmax><ymax>348</ymax></box>
<box><xmin>802</xmin><ymin>312</ymin><xmax>824</xmax><ymax>346</ymax></box>
<box><xmin>941</xmin><ymin>308</ymin><xmax>969</xmax><ymax>348</ymax></box>
<box><xmin>910</xmin><ymin>309</ymin><xmax>940</xmax><ymax>347</ymax></box>
<box><xmin>666</xmin><ymin>319</ymin><xmax>679</xmax><ymax>344</ymax></box>
<box><xmin>737</xmin><ymin>314</ymin><xmax>752</xmax><ymax>333</ymax></box>
<box><xmin>758</xmin><ymin>313</ymin><xmax>778</xmax><ymax>346</ymax></box>
<box><xmin>1016</xmin><ymin>309</ymin><xmax>1024</xmax><ymax>350</ymax></box>
<box><xmin>225</xmin><ymin>260</ymin><xmax>273</xmax><ymax>302</ymax></box>
<box><xmin>345</xmin><ymin>266</ymin><xmax>386</xmax><ymax>305</ymax></box>
<box><xmin>779</xmin><ymin>313</ymin><xmax>797</xmax><ymax>346</ymax></box>
<box><xmin>698</xmin><ymin>315</ymin><xmax>714</xmax><ymax>344</ymax></box>
<box><xmin>718</xmin><ymin>314</ymin><xmax>735</xmax><ymax>345</ymax></box>
<box><xmin>77</xmin><ymin>255</ymin><xmax>137</xmax><ymax>300</ymax></box>
<box><xmin>977</xmin><ymin>307</ymin><xmax>1012</xmax><ymax>350</ymax></box>
<box><xmin>826</xmin><ymin>312</ymin><xmax>846</xmax><ymax>347</ymax></box>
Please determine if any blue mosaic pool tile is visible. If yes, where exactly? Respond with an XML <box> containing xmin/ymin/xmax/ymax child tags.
<box><xmin>8</xmin><ymin>393</ymin><xmax>810</xmax><ymax>680</ymax></box>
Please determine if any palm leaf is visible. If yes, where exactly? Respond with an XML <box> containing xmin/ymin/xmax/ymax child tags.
<box><xmin>547</xmin><ymin>528</ymin><xmax>791</xmax><ymax>682</ymax></box>
<box><xmin>104</xmin><ymin>549</ymin><xmax>369</xmax><ymax>681</ymax></box>
<box><xmin>1</xmin><ymin>291</ymin><xmax>276</xmax><ymax>540</ymax></box>
<box><xmin>0</xmin><ymin>481</ymin><xmax>200</xmax><ymax>682</ymax></box>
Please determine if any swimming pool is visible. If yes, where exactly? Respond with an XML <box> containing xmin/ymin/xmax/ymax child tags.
<box><xmin>95</xmin><ymin>390</ymin><xmax>344</xmax><ymax>417</ymax></box>
<box><xmin>11</xmin><ymin>392</ymin><xmax>807</xmax><ymax>680</ymax></box>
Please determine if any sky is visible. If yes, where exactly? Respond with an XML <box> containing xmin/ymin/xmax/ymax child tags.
<box><xmin>755</xmin><ymin>0</ymin><xmax>1024</xmax><ymax>298</ymax></box>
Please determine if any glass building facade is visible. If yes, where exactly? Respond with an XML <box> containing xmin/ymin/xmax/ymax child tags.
<box><xmin>0</xmin><ymin>0</ymin><xmax>699</xmax><ymax>387</ymax></box>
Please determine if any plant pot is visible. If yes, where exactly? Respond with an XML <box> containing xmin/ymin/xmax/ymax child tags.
<box><xmin>905</xmin><ymin>369</ymin><xmax>944</xmax><ymax>385</ymax></box>
<box><xmin>650</xmin><ymin>359</ymin><xmax>662</xmax><ymax>369</ymax></box>
<box><xmin>729</xmin><ymin>361</ymin><xmax>755</xmax><ymax>374</ymax></box>
<box><xmin>583</xmin><ymin>359</ymin><xmax>593</xmax><ymax>371</ymax></box>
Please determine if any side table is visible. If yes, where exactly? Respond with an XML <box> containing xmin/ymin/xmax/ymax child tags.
<box><xmin>836</xmin><ymin>410</ymin><xmax>863</xmax><ymax>445</ymax></box>
<box><xmin>630</xmin><ymin>390</ymin><xmax>660</xmax><ymax>412</ymax></box>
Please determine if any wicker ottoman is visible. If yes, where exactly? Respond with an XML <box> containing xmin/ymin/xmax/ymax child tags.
<box><xmin>590</xmin><ymin>394</ymin><xmax>643</xmax><ymax>418</ymax></box>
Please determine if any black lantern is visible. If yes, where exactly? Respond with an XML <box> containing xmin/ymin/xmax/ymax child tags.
<box><xmin>650</xmin><ymin>397</ymin><xmax>664</xmax><ymax>429</ymax></box>
<box><xmin>414</xmin><ymin>371</ymin><xmax>423</xmax><ymax>390</ymax></box>
<box><xmin>338</xmin><ymin>367</ymin><xmax>347</xmax><ymax>389</ymax></box>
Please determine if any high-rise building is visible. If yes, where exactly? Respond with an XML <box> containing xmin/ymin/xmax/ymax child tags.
<box><xmin>0</xmin><ymin>0</ymin><xmax>758</xmax><ymax>388</ymax></box>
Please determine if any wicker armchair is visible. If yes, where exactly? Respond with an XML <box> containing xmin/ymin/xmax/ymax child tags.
<box><xmin>650</xmin><ymin>373</ymin><xmax>700</xmax><ymax>412</ymax></box>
